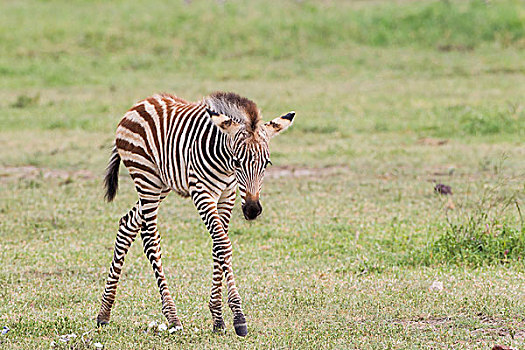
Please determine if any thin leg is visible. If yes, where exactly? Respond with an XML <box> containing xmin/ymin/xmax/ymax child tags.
<box><xmin>210</xmin><ymin>184</ymin><xmax>236</xmax><ymax>332</ymax></box>
<box><xmin>139</xmin><ymin>191</ymin><xmax>182</xmax><ymax>330</ymax></box>
<box><xmin>222</xmin><ymin>236</ymin><xmax>246</xmax><ymax>337</ymax></box>
<box><xmin>191</xmin><ymin>185</ymin><xmax>247</xmax><ymax>336</ymax></box>
<box><xmin>97</xmin><ymin>201</ymin><xmax>142</xmax><ymax>326</ymax></box>
<box><xmin>209</xmin><ymin>258</ymin><xmax>225</xmax><ymax>333</ymax></box>
<box><xmin>217</xmin><ymin>182</ymin><xmax>236</xmax><ymax>233</ymax></box>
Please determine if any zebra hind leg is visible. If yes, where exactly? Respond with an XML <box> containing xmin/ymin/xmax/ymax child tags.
<box><xmin>97</xmin><ymin>201</ymin><xmax>142</xmax><ymax>326</ymax></box>
<box><xmin>139</xmin><ymin>192</ymin><xmax>183</xmax><ymax>331</ymax></box>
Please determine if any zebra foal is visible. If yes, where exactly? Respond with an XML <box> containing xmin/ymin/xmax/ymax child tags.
<box><xmin>96</xmin><ymin>91</ymin><xmax>295</xmax><ymax>336</ymax></box>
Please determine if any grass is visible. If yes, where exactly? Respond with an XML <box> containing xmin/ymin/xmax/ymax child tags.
<box><xmin>1</xmin><ymin>0</ymin><xmax>525</xmax><ymax>348</ymax></box>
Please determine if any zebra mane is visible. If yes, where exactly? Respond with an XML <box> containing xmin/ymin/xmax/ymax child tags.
<box><xmin>204</xmin><ymin>91</ymin><xmax>261</xmax><ymax>133</ymax></box>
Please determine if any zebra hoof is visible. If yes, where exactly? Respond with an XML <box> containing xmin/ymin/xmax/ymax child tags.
<box><xmin>168</xmin><ymin>322</ymin><xmax>183</xmax><ymax>334</ymax></box>
<box><xmin>233</xmin><ymin>315</ymin><xmax>247</xmax><ymax>337</ymax></box>
<box><xmin>97</xmin><ymin>320</ymin><xmax>108</xmax><ymax>328</ymax></box>
<box><xmin>234</xmin><ymin>323</ymin><xmax>247</xmax><ymax>337</ymax></box>
<box><xmin>213</xmin><ymin>320</ymin><xmax>226</xmax><ymax>334</ymax></box>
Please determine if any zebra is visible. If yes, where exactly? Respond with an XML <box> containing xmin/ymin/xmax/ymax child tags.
<box><xmin>96</xmin><ymin>91</ymin><xmax>295</xmax><ymax>337</ymax></box>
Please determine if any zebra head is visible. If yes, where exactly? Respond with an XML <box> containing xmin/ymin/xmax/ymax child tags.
<box><xmin>209</xmin><ymin>109</ymin><xmax>295</xmax><ymax>220</ymax></box>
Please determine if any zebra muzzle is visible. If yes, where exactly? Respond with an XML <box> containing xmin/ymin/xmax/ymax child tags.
<box><xmin>242</xmin><ymin>200</ymin><xmax>262</xmax><ymax>220</ymax></box>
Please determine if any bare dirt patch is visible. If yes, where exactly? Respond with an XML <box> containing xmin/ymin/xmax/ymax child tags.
<box><xmin>393</xmin><ymin>316</ymin><xmax>452</xmax><ymax>329</ymax></box>
<box><xmin>417</xmin><ymin>137</ymin><xmax>449</xmax><ymax>146</ymax></box>
<box><xmin>266</xmin><ymin>165</ymin><xmax>349</xmax><ymax>179</ymax></box>
<box><xmin>0</xmin><ymin>165</ymin><xmax>94</xmax><ymax>183</ymax></box>
<box><xmin>1</xmin><ymin>165</ymin><xmax>348</xmax><ymax>183</ymax></box>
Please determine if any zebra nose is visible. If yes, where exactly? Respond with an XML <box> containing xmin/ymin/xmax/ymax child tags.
<box><xmin>242</xmin><ymin>200</ymin><xmax>262</xmax><ymax>220</ymax></box>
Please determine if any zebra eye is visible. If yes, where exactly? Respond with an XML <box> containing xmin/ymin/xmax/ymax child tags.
<box><xmin>233</xmin><ymin>158</ymin><xmax>241</xmax><ymax>168</ymax></box>
<box><xmin>265</xmin><ymin>160</ymin><xmax>272</xmax><ymax>168</ymax></box>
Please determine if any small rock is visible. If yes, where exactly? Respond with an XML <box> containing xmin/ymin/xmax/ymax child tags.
<box><xmin>58</xmin><ymin>333</ymin><xmax>76</xmax><ymax>342</ymax></box>
<box><xmin>434</xmin><ymin>183</ymin><xmax>452</xmax><ymax>195</ymax></box>
<box><xmin>429</xmin><ymin>280</ymin><xmax>444</xmax><ymax>291</ymax></box>
<box><xmin>94</xmin><ymin>342</ymin><xmax>104</xmax><ymax>349</ymax></box>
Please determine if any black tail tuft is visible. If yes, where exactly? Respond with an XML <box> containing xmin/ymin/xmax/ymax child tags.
<box><xmin>104</xmin><ymin>145</ymin><xmax>121</xmax><ymax>202</ymax></box>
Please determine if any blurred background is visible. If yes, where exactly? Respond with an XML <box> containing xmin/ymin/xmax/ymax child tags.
<box><xmin>1</xmin><ymin>0</ymin><xmax>524</xmax><ymax>348</ymax></box>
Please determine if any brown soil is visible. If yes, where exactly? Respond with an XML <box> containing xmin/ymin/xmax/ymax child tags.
<box><xmin>0</xmin><ymin>165</ymin><xmax>95</xmax><ymax>183</ymax></box>
<box><xmin>266</xmin><ymin>165</ymin><xmax>348</xmax><ymax>179</ymax></box>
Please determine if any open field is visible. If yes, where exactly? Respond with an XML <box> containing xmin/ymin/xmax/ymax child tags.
<box><xmin>1</xmin><ymin>0</ymin><xmax>524</xmax><ymax>348</ymax></box>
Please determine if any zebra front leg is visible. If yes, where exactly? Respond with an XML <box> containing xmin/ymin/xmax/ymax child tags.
<box><xmin>210</xmin><ymin>184</ymin><xmax>236</xmax><ymax>333</ymax></box>
<box><xmin>192</xmin><ymin>188</ymin><xmax>247</xmax><ymax>336</ymax></box>
<box><xmin>139</xmin><ymin>195</ymin><xmax>182</xmax><ymax>331</ymax></box>
<box><xmin>209</xmin><ymin>259</ymin><xmax>225</xmax><ymax>333</ymax></box>
<box><xmin>97</xmin><ymin>201</ymin><xmax>142</xmax><ymax>326</ymax></box>
<box><xmin>209</xmin><ymin>237</ymin><xmax>246</xmax><ymax>335</ymax></box>
<box><xmin>220</xmin><ymin>236</ymin><xmax>247</xmax><ymax>337</ymax></box>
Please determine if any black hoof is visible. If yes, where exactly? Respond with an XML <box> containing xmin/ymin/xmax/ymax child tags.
<box><xmin>233</xmin><ymin>315</ymin><xmax>247</xmax><ymax>337</ymax></box>
<box><xmin>234</xmin><ymin>323</ymin><xmax>247</xmax><ymax>337</ymax></box>
<box><xmin>97</xmin><ymin>320</ymin><xmax>108</xmax><ymax>328</ymax></box>
<box><xmin>213</xmin><ymin>319</ymin><xmax>226</xmax><ymax>334</ymax></box>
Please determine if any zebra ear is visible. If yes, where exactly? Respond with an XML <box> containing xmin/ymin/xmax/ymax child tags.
<box><xmin>207</xmin><ymin>108</ymin><xmax>242</xmax><ymax>137</ymax></box>
<box><xmin>263</xmin><ymin>111</ymin><xmax>295</xmax><ymax>138</ymax></box>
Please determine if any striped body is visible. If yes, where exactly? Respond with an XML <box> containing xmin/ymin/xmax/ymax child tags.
<box><xmin>116</xmin><ymin>95</ymin><xmax>233</xmax><ymax>197</ymax></box>
<box><xmin>97</xmin><ymin>92</ymin><xmax>295</xmax><ymax>336</ymax></box>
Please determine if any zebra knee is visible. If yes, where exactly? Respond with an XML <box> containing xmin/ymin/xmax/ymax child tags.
<box><xmin>119</xmin><ymin>206</ymin><xmax>142</xmax><ymax>232</ymax></box>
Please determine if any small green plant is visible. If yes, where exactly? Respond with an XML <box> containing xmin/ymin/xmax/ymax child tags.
<box><xmin>459</xmin><ymin>106</ymin><xmax>525</xmax><ymax>136</ymax></box>
<box><xmin>10</xmin><ymin>94</ymin><xmax>40</xmax><ymax>109</ymax></box>
<box><xmin>430</xmin><ymin>218</ymin><xmax>524</xmax><ymax>266</ymax></box>
<box><xmin>414</xmin><ymin>157</ymin><xmax>525</xmax><ymax>267</ymax></box>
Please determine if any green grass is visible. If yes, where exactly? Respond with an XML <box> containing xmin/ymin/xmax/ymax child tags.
<box><xmin>1</xmin><ymin>0</ymin><xmax>525</xmax><ymax>348</ymax></box>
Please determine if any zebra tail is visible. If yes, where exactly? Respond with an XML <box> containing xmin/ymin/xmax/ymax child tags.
<box><xmin>104</xmin><ymin>145</ymin><xmax>121</xmax><ymax>202</ymax></box>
